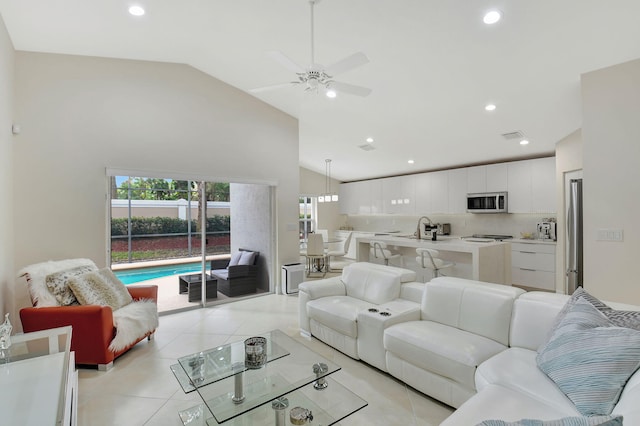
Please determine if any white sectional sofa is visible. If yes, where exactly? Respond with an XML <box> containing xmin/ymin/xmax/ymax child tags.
<box><xmin>298</xmin><ymin>262</ymin><xmax>640</xmax><ymax>425</ymax></box>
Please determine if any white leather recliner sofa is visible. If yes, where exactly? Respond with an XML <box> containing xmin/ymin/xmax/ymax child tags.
<box><xmin>384</xmin><ymin>277</ymin><xmax>525</xmax><ymax>408</ymax></box>
<box><xmin>300</xmin><ymin>272</ymin><xmax>640</xmax><ymax>424</ymax></box>
<box><xmin>441</xmin><ymin>291</ymin><xmax>640</xmax><ymax>425</ymax></box>
<box><xmin>298</xmin><ymin>262</ymin><xmax>423</xmax><ymax>369</ymax></box>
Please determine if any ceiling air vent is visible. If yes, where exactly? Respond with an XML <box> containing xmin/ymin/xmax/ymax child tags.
<box><xmin>501</xmin><ymin>131</ymin><xmax>525</xmax><ymax>140</ymax></box>
<box><xmin>358</xmin><ymin>144</ymin><xmax>376</xmax><ymax>151</ymax></box>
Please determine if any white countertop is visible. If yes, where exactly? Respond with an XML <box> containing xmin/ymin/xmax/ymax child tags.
<box><xmin>355</xmin><ymin>234</ymin><xmax>508</xmax><ymax>252</ymax></box>
<box><xmin>511</xmin><ymin>238</ymin><xmax>557</xmax><ymax>245</ymax></box>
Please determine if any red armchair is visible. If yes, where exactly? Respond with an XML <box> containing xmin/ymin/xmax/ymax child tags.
<box><xmin>20</xmin><ymin>285</ymin><xmax>158</xmax><ymax>371</ymax></box>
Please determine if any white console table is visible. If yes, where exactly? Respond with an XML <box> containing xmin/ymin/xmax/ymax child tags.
<box><xmin>0</xmin><ymin>326</ymin><xmax>77</xmax><ymax>426</ymax></box>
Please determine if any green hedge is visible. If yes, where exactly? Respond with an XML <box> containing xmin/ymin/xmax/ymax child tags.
<box><xmin>111</xmin><ymin>216</ymin><xmax>230</xmax><ymax>236</ymax></box>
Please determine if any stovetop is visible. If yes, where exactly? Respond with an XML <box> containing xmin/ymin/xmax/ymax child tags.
<box><xmin>471</xmin><ymin>234</ymin><xmax>513</xmax><ymax>241</ymax></box>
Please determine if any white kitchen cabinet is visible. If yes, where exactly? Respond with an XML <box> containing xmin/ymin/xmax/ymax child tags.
<box><xmin>370</xmin><ymin>179</ymin><xmax>384</xmax><ymax>214</ymax></box>
<box><xmin>448</xmin><ymin>168</ymin><xmax>468</xmax><ymax>213</ymax></box>
<box><xmin>339</xmin><ymin>179</ymin><xmax>384</xmax><ymax>215</ymax></box>
<box><xmin>339</xmin><ymin>182</ymin><xmax>357</xmax><ymax>214</ymax></box>
<box><xmin>430</xmin><ymin>171</ymin><xmax>449</xmax><ymax>213</ymax></box>
<box><xmin>467</xmin><ymin>166</ymin><xmax>486</xmax><ymax>194</ymax></box>
<box><xmin>507</xmin><ymin>160</ymin><xmax>533</xmax><ymax>213</ymax></box>
<box><xmin>414</xmin><ymin>172</ymin><xmax>432</xmax><ymax>214</ymax></box>
<box><xmin>486</xmin><ymin>163</ymin><xmax>508</xmax><ymax>192</ymax></box>
<box><xmin>511</xmin><ymin>242</ymin><xmax>556</xmax><ymax>291</ymax></box>
<box><xmin>382</xmin><ymin>175</ymin><xmax>415</xmax><ymax>215</ymax></box>
<box><xmin>339</xmin><ymin>157</ymin><xmax>555</xmax><ymax>215</ymax></box>
<box><xmin>531</xmin><ymin>157</ymin><xmax>556</xmax><ymax>213</ymax></box>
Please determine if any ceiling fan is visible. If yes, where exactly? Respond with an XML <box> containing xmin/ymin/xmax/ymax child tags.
<box><xmin>250</xmin><ymin>0</ymin><xmax>371</xmax><ymax>97</ymax></box>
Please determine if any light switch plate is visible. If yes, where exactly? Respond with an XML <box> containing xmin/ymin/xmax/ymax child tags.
<box><xmin>596</xmin><ymin>229</ymin><xmax>624</xmax><ymax>242</ymax></box>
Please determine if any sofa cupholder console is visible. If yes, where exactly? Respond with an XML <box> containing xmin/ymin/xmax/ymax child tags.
<box><xmin>299</xmin><ymin>262</ymin><xmax>422</xmax><ymax>371</ymax></box>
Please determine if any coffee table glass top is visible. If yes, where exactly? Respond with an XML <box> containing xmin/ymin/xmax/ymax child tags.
<box><xmin>173</xmin><ymin>331</ymin><xmax>290</xmax><ymax>392</ymax></box>
<box><xmin>173</xmin><ymin>330</ymin><xmax>345</xmax><ymax>424</ymax></box>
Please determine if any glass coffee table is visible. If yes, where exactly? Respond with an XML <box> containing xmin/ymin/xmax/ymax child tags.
<box><xmin>171</xmin><ymin>329</ymin><xmax>366</xmax><ymax>425</ymax></box>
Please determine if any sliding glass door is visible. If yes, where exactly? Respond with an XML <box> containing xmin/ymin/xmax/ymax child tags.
<box><xmin>108</xmin><ymin>175</ymin><xmax>230</xmax><ymax>312</ymax></box>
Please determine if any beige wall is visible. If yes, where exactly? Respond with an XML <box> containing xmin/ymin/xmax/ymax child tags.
<box><xmin>581</xmin><ymin>58</ymin><xmax>640</xmax><ymax>304</ymax></box>
<box><xmin>0</xmin><ymin>17</ymin><xmax>15</xmax><ymax>317</ymax></box>
<box><xmin>299</xmin><ymin>167</ymin><xmax>345</xmax><ymax>234</ymax></box>
<box><xmin>554</xmin><ymin>129</ymin><xmax>582</xmax><ymax>293</ymax></box>
<box><xmin>12</xmin><ymin>52</ymin><xmax>299</xmax><ymax>312</ymax></box>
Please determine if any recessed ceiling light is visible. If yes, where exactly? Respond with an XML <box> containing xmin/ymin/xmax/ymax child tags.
<box><xmin>129</xmin><ymin>5</ymin><xmax>145</xmax><ymax>16</ymax></box>
<box><xmin>326</xmin><ymin>89</ymin><xmax>337</xmax><ymax>98</ymax></box>
<box><xmin>366</xmin><ymin>137</ymin><xmax>374</xmax><ymax>143</ymax></box>
<box><xmin>483</xmin><ymin>10</ymin><xmax>502</xmax><ymax>25</ymax></box>
<box><xmin>408</xmin><ymin>159</ymin><xmax>415</xmax><ymax>164</ymax></box>
<box><xmin>485</xmin><ymin>103</ymin><xmax>496</xmax><ymax>111</ymax></box>
<box><xmin>520</xmin><ymin>139</ymin><xmax>529</xmax><ymax>145</ymax></box>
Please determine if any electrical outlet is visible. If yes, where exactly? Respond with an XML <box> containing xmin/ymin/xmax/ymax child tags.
<box><xmin>596</xmin><ymin>229</ymin><xmax>624</xmax><ymax>242</ymax></box>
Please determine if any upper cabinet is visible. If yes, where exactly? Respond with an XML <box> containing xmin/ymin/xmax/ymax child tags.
<box><xmin>339</xmin><ymin>179</ymin><xmax>384</xmax><ymax>215</ymax></box>
<box><xmin>507</xmin><ymin>160</ymin><xmax>533</xmax><ymax>213</ymax></box>
<box><xmin>467</xmin><ymin>166</ymin><xmax>486</xmax><ymax>194</ymax></box>
<box><xmin>414</xmin><ymin>173</ymin><xmax>432</xmax><ymax>214</ymax></box>
<box><xmin>507</xmin><ymin>157</ymin><xmax>555</xmax><ymax>213</ymax></box>
<box><xmin>467</xmin><ymin>163</ymin><xmax>507</xmax><ymax>194</ymax></box>
<box><xmin>382</xmin><ymin>175</ymin><xmax>415</xmax><ymax>214</ymax></box>
<box><xmin>340</xmin><ymin>157</ymin><xmax>555</xmax><ymax>215</ymax></box>
<box><xmin>530</xmin><ymin>157</ymin><xmax>556</xmax><ymax>213</ymax></box>
<box><xmin>448</xmin><ymin>168</ymin><xmax>467</xmax><ymax>213</ymax></box>
<box><xmin>415</xmin><ymin>171</ymin><xmax>448</xmax><ymax>214</ymax></box>
<box><xmin>486</xmin><ymin>163</ymin><xmax>508</xmax><ymax>192</ymax></box>
<box><xmin>430</xmin><ymin>171</ymin><xmax>449</xmax><ymax>214</ymax></box>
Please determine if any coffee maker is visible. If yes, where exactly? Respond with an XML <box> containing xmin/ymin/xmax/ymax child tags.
<box><xmin>536</xmin><ymin>222</ymin><xmax>557</xmax><ymax>241</ymax></box>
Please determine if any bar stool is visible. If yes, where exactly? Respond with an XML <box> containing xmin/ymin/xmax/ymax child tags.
<box><xmin>416</xmin><ymin>248</ymin><xmax>454</xmax><ymax>282</ymax></box>
<box><xmin>369</xmin><ymin>241</ymin><xmax>403</xmax><ymax>267</ymax></box>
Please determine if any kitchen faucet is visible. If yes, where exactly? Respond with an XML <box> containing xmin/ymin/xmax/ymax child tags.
<box><xmin>416</xmin><ymin>216</ymin><xmax>433</xmax><ymax>240</ymax></box>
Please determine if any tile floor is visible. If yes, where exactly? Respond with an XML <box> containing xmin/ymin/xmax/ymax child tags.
<box><xmin>78</xmin><ymin>293</ymin><xmax>454</xmax><ymax>425</ymax></box>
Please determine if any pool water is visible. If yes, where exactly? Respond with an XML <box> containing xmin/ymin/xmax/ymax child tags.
<box><xmin>114</xmin><ymin>262</ymin><xmax>211</xmax><ymax>284</ymax></box>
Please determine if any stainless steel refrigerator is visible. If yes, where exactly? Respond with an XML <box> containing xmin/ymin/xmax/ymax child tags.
<box><xmin>566</xmin><ymin>178</ymin><xmax>583</xmax><ymax>294</ymax></box>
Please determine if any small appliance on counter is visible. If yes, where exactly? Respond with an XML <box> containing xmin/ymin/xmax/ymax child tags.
<box><xmin>437</xmin><ymin>223</ymin><xmax>451</xmax><ymax>235</ymax></box>
<box><xmin>536</xmin><ymin>222</ymin><xmax>557</xmax><ymax>241</ymax></box>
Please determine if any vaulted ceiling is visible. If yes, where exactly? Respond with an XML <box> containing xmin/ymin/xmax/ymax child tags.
<box><xmin>2</xmin><ymin>0</ymin><xmax>640</xmax><ymax>181</ymax></box>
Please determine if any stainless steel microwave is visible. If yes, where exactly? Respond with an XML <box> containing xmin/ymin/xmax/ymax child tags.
<box><xmin>467</xmin><ymin>192</ymin><xmax>508</xmax><ymax>213</ymax></box>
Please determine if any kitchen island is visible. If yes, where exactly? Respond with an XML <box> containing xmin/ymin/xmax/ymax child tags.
<box><xmin>356</xmin><ymin>235</ymin><xmax>511</xmax><ymax>284</ymax></box>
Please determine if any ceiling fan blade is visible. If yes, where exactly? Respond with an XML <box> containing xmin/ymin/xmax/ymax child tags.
<box><xmin>266</xmin><ymin>50</ymin><xmax>306</xmax><ymax>74</ymax></box>
<box><xmin>249</xmin><ymin>82</ymin><xmax>298</xmax><ymax>93</ymax></box>
<box><xmin>324</xmin><ymin>52</ymin><xmax>369</xmax><ymax>77</ymax></box>
<box><xmin>329</xmin><ymin>81</ymin><xmax>372</xmax><ymax>97</ymax></box>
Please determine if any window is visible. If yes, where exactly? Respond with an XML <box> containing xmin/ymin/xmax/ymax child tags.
<box><xmin>299</xmin><ymin>196</ymin><xmax>316</xmax><ymax>246</ymax></box>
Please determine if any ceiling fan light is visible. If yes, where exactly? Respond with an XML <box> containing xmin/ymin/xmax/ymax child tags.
<box><xmin>483</xmin><ymin>10</ymin><xmax>502</xmax><ymax>24</ymax></box>
<box><xmin>520</xmin><ymin>139</ymin><xmax>530</xmax><ymax>145</ymax></box>
<box><xmin>128</xmin><ymin>5</ymin><xmax>145</xmax><ymax>16</ymax></box>
<box><xmin>326</xmin><ymin>89</ymin><xmax>337</xmax><ymax>98</ymax></box>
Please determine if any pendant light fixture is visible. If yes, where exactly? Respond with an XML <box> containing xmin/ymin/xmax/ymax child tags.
<box><xmin>319</xmin><ymin>159</ymin><xmax>339</xmax><ymax>203</ymax></box>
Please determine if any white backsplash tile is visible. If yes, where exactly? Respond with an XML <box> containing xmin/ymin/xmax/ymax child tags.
<box><xmin>345</xmin><ymin>213</ymin><xmax>556</xmax><ymax>239</ymax></box>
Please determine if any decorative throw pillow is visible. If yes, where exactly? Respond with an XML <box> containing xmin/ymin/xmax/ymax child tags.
<box><xmin>539</xmin><ymin>288</ymin><xmax>640</xmax><ymax>351</ymax></box>
<box><xmin>45</xmin><ymin>265</ymin><xmax>96</xmax><ymax>306</ymax></box>
<box><xmin>68</xmin><ymin>268</ymin><xmax>133</xmax><ymax>311</ymax></box>
<box><xmin>475</xmin><ymin>415</ymin><xmax>623</xmax><ymax>426</ymax></box>
<box><xmin>537</xmin><ymin>299</ymin><xmax>640</xmax><ymax>415</ymax></box>
<box><xmin>238</xmin><ymin>251</ymin><xmax>256</xmax><ymax>266</ymax></box>
<box><xmin>228</xmin><ymin>251</ymin><xmax>243</xmax><ymax>267</ymax></box>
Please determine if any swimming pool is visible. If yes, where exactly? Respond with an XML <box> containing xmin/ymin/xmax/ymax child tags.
<box><xmin>114</xmin><ymin>262</ymin><xmax>211</xmax><ymax>284</ymax></box>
